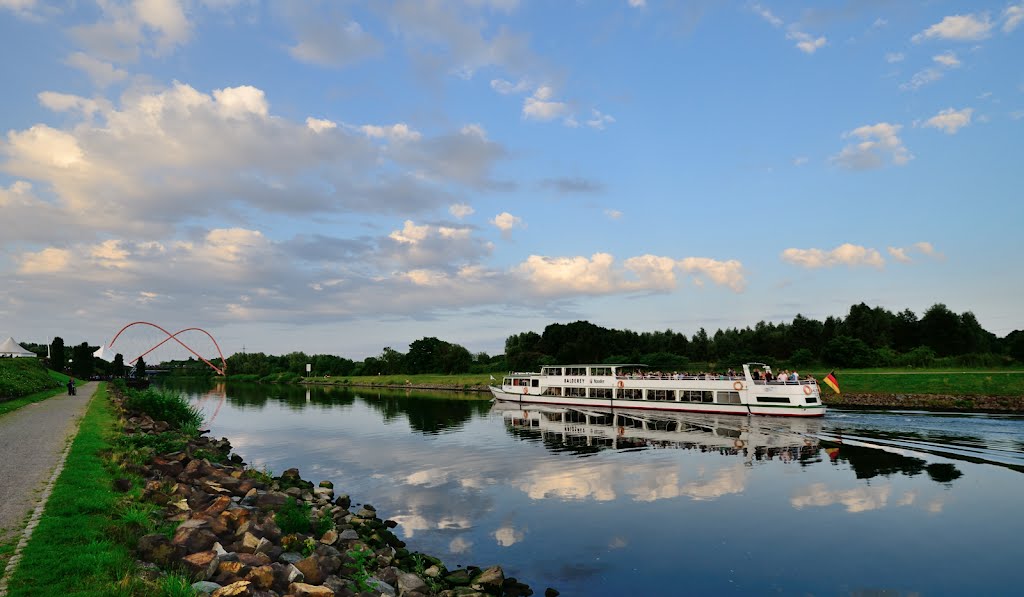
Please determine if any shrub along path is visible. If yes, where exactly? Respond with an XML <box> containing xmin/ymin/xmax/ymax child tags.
<box><xmin>0</xmin><ymin>382</ymin><xmax>94</xmax><ymax>579</ymax></box>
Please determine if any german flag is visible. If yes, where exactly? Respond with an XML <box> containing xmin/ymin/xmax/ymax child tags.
<box><xmin>823</xmin><ymin>370</ymin><xmax>840</xmax><ymax>394</ymax></box>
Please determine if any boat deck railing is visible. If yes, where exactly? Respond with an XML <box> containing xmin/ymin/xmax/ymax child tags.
<box><xmin>613</xmin><ymin>374</ymin><xmax>817</xmax><ymax>386</ymax></box>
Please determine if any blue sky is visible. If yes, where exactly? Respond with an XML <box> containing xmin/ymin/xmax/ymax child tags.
<box><xmin>1</xmin><ymin>0</ymin><xmax>1022</xmax><ymax>360</ymax></box>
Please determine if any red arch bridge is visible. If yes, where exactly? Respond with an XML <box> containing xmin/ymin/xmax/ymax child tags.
<box><xmin>105</xmin><ymin>322</ymin><xmax>227</xmax><ymax>376</ymax></box>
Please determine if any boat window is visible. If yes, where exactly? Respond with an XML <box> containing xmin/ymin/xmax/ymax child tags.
<box><xmin>648</xmin><ymin>389</ymin><xmax>673</xmax><ymax>401</ymax></box>
<box><xmin>805</xmin><ymin>397</ymin><xmax>818</xmax><ymax>404</ymax></box>
<box><xmin>543</xmin><ymin>387</ymin><xmax>563</xmax><ymax>396</ymax></box>
<box><xmin>680</xmin><ymin>390</ymin><xmax>713</xmax><ymax>403</ymax></box>
<box><xmin>565</xmin><ymin>387</ymin><xmax>586</xmax><ymax>397</ymax></box>
<box><xmin>590</xmin><ymin>387</ymin><xmax>612</xmax><ymax>399</ymax></box>
<box><xmin>532</xmin><ymin>379</ymin><xmax>539</xmax><ymax>387</ymax></box>
<box><xmin>590</xmin><ymin>366</ymin><xmax>612</xmax><ymax>376</ymax></box>
<box><xmin>717</xmin><ymin>391</ymin><xmax>741</xmax><ymax>404</ymax></box>
<box><xmin>543</xmin><ymin>367</ymin><xmax>562</xmax><ymax>376</ymax></box>
<box><xmin>756</xmin><ymin>396</ymin><xmax>790</xmax><ymax>404</ymax></box>
<box><xmin>503</xmin><ymin>378</ymin><xmax>511</xmax><ymax>385</ymax></box>
<box><xmin>542</xmin><ymin>412</ymin><xmax>562</xmax><ymax>422</ymax></box>
<box><xmin>618</xmin><ymin>388</ymin><xmax>643</xmax><ymax>400</ymax></box>
<box><xmin>565</xmin><ymin>367</ymin><xmax>587</xmax><ymax>376</ymax></box>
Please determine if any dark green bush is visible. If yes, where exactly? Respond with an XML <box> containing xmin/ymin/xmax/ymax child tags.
<box><xmin>0</xmin><ymin>359</ymin><xmax>60</xmax><ymax>400</ymax></box>
<box><xmin>123</xmin><ymin>387</ymin><xmax>203</xmax><ymax>430</ymax></box>
<box><xmin>275</xmin><ymin>497</ymin><xmax>335</xmax><ymax>538</ymax></box>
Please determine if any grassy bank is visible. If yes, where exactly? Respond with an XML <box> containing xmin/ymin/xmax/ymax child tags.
<box><xmin>0</xmin><ymin>359</ymin><xmax>67</xmax><ymax>402</ymax></box>
<box><xmin>4</xmin><ymin>383</ymin><xmax>141</xmax><ymax>597</ymax></box>
<box><xmin>0</xmin><ymin>363</ymin><xmax>72</xmax><ymax>417</ymax></box>
<box><xmin>808</xmin><ymin>369</ymin><xmax>1024</xmax><ymax>396</ymax></box>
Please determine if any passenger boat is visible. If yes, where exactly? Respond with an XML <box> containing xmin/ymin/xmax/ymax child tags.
<box><xmin>497</xmin><ymin>402</ymin><xmax>822</xmax><ymax>456</ymax></box>
<box><xmin>489</xmin><ymin>363</ymin><xmax>825</xmax><ymax>417</ymax></box>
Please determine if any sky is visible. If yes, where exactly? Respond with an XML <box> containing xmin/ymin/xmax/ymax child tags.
<box><xmin>1</xmin><ymin>0</ymin><xmax>1022</xmax><ymax>362</ymax></box>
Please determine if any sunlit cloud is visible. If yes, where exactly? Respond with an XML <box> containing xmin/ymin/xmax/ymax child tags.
<box><xmin>831</xmin><ymin>122</ymin><xmax>911</xmax><ymax>169</ymax></box>
<box><xmin>781</xmin><ymin>244</ymin><xmax>885</xmax><ymax>269</ymax></box>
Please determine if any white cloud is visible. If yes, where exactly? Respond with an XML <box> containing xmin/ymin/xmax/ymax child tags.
<box><xmin>64</xmin><ymin>52</ymin><xmax>129</xmax><ymax>88</ymax></box>
<box><xmin>752</xmin><ymin>4</ymin><xmax>783</xmax><ymax>28</ymax></box>
<box><xmin>305</xmin><ymin>117</ymin><xmax>337</xmax><ymax>133</ymax></box>
<box><xmin>490</xmin><ymin>78</ymin><xmax>531</xmax><ymax>95</ymax></box>
<box><xmin>913</xmin><ymin>13</ymin><xmax>993</xmax><ymax>42</ymax></box>
<box><xmin>492</xmin><ymin>526</ymin><xmax>524</xmax><ymax>547</ymax></box>
<box><xmin>449</xmin><ymin>203</ymin><xmax>474</xmax><ymax>219</ymax></box>
<box><xmin>288</xmin><ymin>18</ymin><xmax>381</xmax><ymax>67</ymax></box>
<box><xmin>360</xmin><ymin>123</ymin><xmax>422</xmax><ymax>142</ymax></box>
<box><xmin>887</xmin><ymin>242</ymin><xmax>944</xmax><ymax>263</ymax></box>
<box><xmin>628</xmin><ymin>0</ymin><xmax>646</xmax><ymax>8</ymax></box>
<box><xmin>791</xmin><ymin>483</ymin><xmax>893</xmax><ymax>513</ymax></box>
<box><xmin>831</xmin><ymin>122</ymin><xmax>912</xmax><ymax>169</ymax></box>
<box><xmin>887</xmin><ymin>247</ymin><xmax>911</xmax><ymax>263</ymax></box>
<box><xmin>793</xmin><ymin>156</ymin><xmax>809</xmax><ymax>166</ymax></box>
<box><xmin>586</xmin><ymin>109</ymin><xmax>615</xmax><ymax>130</ymax></box>
<box><xmin>781</xmin><ymin>244</ymin><xmax>885</xmax><ymax>269</ymax></box>
<box><xmin>18</xmin><ymin>247</ymin><xmax>72</xmax><ymax>274</ymax></box>
<box><xmin>71</xmin><ymin>0</ymin><xmax>192</xmax><ymax>62</ymax></box>
<box><xmin>923</xmin><ymin>107</ymin><xmax>973</xmax><ymax>134</ymax></box>
<box><xmin>1005</xmin><ymin>3</ymin><xmax>1024</xmax><ymax>33</ymax></box>
<box><xmin>604</xmin><ymin>209</ymin><xmax>623</xmax><ymax>220</ymax></box>
<box><xmin>389</xmin><ymin>220</ymin><xmax>431</xmax><ymax>245</ymax></box>
<box><xmin>491</xmin><ymin>212</ymin><xmax>523</xmax><ymax>233</ymax></box>
<box><xmin>523</xmin><ymin>86</ymin><xmax>571</xmax><ymax>122</ymax></box>
<box><xmin>752</xmin><ymin>5</ymin><xmax>825</xmax><ymax>54</ymax></box>
<box><xmin>1</xmin><ymin>82</ymin><xmax>508</xmax><ymax>236</ymax></box>
<box><xmin>787</xmin><ymin>30</ymin><xmax>827</xmax><ymax>54</ymax></box>
<box><xmin>515</xmin><ymin>253</ymin><xmax>745</xmax><ymax>295</ymax></box>
<box><xmin>933</xmin><ymin>51</ymin><xmax>961</xmax><ymax>67</ymax></box>
<box><xmin>885</xmin><ymin>52</ymin><xmax>905</xmax><ymax>63</ymax></box>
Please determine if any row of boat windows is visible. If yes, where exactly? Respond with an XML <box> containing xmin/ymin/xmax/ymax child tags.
<box><xmin>537</xmin><ymin>387</ymin><xmax>746</xmax><ymax>404</ymax></box>
<box><xmin>543</xmin><ymin>367</ymin><xmax>613</xmax><ymax>376</ymax></box>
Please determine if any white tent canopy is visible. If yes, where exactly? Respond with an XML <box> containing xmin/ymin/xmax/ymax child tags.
<box><xmin>0</xmin><ymin>336</ymin><xmax>37</xmax><ymax>358</ymax></box>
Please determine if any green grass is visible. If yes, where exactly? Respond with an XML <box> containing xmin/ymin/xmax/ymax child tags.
<box><xmin>809</xmin><ymin>369</ymin><xmax>1024</xmax><ymax>396</ymax></box>
<box><xmin>0</xmin><ymin>385</ymin><xmax>69</xmax><ymax>418</ymax></box>
<box><xmin>0</xmin><ymin>359</ymin><xmax>65</xmax><ymax>401</ymax></box>
<box><xmin>305</xmin><ymin>372</ymin><xmax>501</xmax><ymax>391</ymax></box>
<box><xmin>4</xmin><ymin>383</ymin><xmax>147</xmax><ymax>597</ymax></box>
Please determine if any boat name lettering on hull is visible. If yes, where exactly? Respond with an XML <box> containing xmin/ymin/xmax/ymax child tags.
<box><xmin>563</xmin><ymin>378</ymin><xmax>586</xmax><ymax>384</ymax></box>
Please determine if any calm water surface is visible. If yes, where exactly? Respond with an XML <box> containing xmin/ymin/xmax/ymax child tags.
<box><xmin>169</xmin><ymin>381</ymin><xmax>1024</xmax><ymax>596</ymax></box>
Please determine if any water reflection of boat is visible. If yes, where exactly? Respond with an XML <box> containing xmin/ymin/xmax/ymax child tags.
<box><xmin>496</xmin><ymin>400</ymin><xmax>822</xmax><ymax>460</ymax></box>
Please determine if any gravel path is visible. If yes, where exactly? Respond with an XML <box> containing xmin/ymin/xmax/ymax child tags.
<box><xmin>0</xmin><ymin>383</ymin><xmax>94</xmax><ymax>545</ymax></box>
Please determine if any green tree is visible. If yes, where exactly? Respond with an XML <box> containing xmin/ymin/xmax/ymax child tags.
<box><xmin>70</xmin><ymin>342</ymin><xmax>95</xmax><ymax>378</ymax></box>
<box><xmin>112</xmin><ymin>353</ymin><xmax>125</xmax><ymax>377</ymax></box>
<box><xmin>133</xmin><ymin>356</ymin><xmax>147</xmax><ymax>377</ymax></box>
<box><xmin>50</xmin><ymin>336</ymin><xmax>66</xmax><ymax>371</ymax></box>
<box><xmin>920</xmin><ymin>303</ymin><xmax>963</xmax><ymax>356</ymax></box>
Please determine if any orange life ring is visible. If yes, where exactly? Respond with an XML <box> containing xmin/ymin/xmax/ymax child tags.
<box><xmin>733</xmin><ymin>381</ymin><xmax>743</xmax><ymax>391</ymax></box>
<box><xmin>617</xmin><ymin>380</ymin><xmax>624</xmax><ymax>389</ymax></box>
<box><xmin>618</xmin><ymin>426</ymin><xmax>625</xmax><ymax>436</ymax></box>
<box><xmin>734</xmin><ymin>439</ymin><xmax>745</xmax><ymax>449</ymax></box>
<box><xmin>523</xmin><ymin>386</ymin><xmax>529</xmax><ymax>394</ymax></box>
<box><xmin>803</xmin><ymin>385</ymin><xmax>812</xmax><ymax>395</ymax></box>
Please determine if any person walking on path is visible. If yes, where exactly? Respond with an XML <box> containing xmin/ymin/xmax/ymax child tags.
<box><xmin>0</xmin><ymin>383</ymin><xmax>95</xmax><ymax>552</ymax></box>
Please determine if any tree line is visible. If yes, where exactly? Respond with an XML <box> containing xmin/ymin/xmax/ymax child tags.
<box><xmin>17</xmin><ymin>302</ymin><xmax>1023</xmax><ymax>379</ymax></box>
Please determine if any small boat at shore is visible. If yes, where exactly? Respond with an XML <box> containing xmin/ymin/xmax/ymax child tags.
<box><xmin>489</xmin><ymin>362</ymin><xmax>825</xmax><ymax>417</ymax></box>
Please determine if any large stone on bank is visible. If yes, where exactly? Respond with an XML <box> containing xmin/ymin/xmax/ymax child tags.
<box><xmin>445</xmin><ymin>569</ymin><xmax>472</xmax><ymax>586</ymax></box>
<box><xmin>337</xmin><ymin>529</ymin><xmax>359</xmax><ymax>541</ymax></box>
<box><xmin>182</xmin><ymin>550</ymin><xmax>220</xmax><ymax>581</ymax></box>
<box><xmin>397</xmin><ymin>572</ymin><xmax>428</xmax><ymax>595</ymax></box>
<box><xmin>210</xmin><ymin>580</ymin><xmax>253</xmax><ymax>596</ymax></box>
<box><xmin>203</xmin><ymin>495</ymin><xmax>233</xmax><ymax>517</ymax></box>
<box><xmin>173</xmin><ymin>525</ymin><xmax>219</xmax><ymax>553</ymax></box>
<box><xmin>288</xmin><ymin>582</ymin><xmax>335</xmax><ymax>597</ymax></box>
<box><xmin>137</xmin><ymin>533</ymin><xmax>182</xmax><ymax>567</ymax></box>
<box><xmin>319</xmin><ymin>529</ymin><xmax>338</xmax><ymax>545</ymax></box>
<box><xmin>190</xmin><ymin>580</ymin><xmax>222</xmax><ymax>596</ymax></box>
<box><xmin>245</xmin><ymin>565</ymin><xmax>276</xmax><ymax>590</ymax></box>
<box><xmin>254</xmin><ymin>491</ymin><xmax>289</xmax><ymax>510</ymax></box>
<box><xmin>471</xmin><ymin>565</ymin><xmax>504</xmax><ymax>592</ymax></box>
<box><xmin>293</xmin><ymin>555</ymin><xmax>325</xmax><ymax>585</ymax></box>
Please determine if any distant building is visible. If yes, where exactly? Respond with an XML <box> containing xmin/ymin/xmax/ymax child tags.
<box><xmin>0</xmin><ymin>336</ymin><xmax>37</xmax><ymax>358</ymax></box>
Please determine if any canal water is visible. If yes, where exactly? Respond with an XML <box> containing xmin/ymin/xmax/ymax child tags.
<box><xmin>169</xmin><ymin>381</ymin><xmax>1024</xmax><ymax>596</ymax></box>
